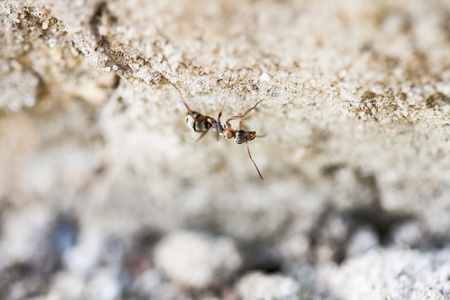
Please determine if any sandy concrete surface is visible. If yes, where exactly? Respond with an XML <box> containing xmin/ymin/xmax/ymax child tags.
<box><xmin>0</xmin><ymin>0</ymin><xmax>449</xmax><ymax>299</ymax></box>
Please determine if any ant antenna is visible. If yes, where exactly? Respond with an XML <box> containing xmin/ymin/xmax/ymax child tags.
<box><xmin>216</xmin><ymin>77</ymin><xmax>232</xmax><ymax>141</ymax></box>
<box><xmin>226</xmin><ymin>99</ymin><xmax>264</xmax><ymax>129</ymax></box>
<box><xmin>247</xmin><ymin>142</ymin><xmax>263</xmax><ymax>180</ymax></box>
<box><xmin>163</xmin><ymin>75</ymin><xmax>196</xmax><ymax>121</ymax></box>
<box><xmin>218</xmin><ymin>77</ymin><xmax>232</xmax><ymax>122</ymax></box>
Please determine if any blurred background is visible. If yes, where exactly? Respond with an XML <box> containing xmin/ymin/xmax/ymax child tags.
<box><xmin>0</xmin><ymin>0</ymin><xmax>449</xmax><ymax>299</ymax></box>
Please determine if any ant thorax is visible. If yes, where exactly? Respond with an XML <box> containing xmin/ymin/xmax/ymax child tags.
<box><xmin>221</xmin><ymin>124</ymin><xmax>235</xmax><ymax>139</ymax></box>
<box><xmin>209</xmin><ymin>119</ymin><xmax>224</xmax><ymax>135</ymax></box>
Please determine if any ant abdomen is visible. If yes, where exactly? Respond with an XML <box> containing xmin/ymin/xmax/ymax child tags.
<box><xmin>186</xmin><ymin>111</ymin><xmax>211</xmax><ymax>133</ymax></box>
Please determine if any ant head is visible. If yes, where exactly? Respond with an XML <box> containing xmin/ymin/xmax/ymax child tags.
<box><xmin>235</xmin><ymin>129</ymin><xmax>256</xmax><ymax>144</ymax></box>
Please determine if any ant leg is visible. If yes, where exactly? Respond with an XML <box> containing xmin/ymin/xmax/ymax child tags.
<box><xmin>195</xmin><ymin>115</ymin><xmax>211</xmax><ymax>123</ymax></box>
<box><xmin>195</xmin><ymin>127</ymin><xmax>210</xmax><ymax>142</ymax></box>
<box><xmin>218</xmin><ymin>77</ymin><xmax>232</xmax><ymax>122</ymax></box>
<box><xmin>246</xmin><ymin>142</ymin><xmax>263</xmax><ymax>180</ymax></box>
<box><xmin>190</xmin><ymin>115</ymin><xmax>213</xmax><ymax>142</ymax></box>
<box><xmin>164</xmin><ymin>75</ymin><xmax>198</xmax><ymax>121</ymax></box>
<box><xmin>226</xmin><ymin>99</ymin><xmax>264</xmax><ymax>129</ymax></box>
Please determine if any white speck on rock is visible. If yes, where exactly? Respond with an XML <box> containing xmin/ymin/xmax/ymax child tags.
<box><xmin>260</xmin><ymin>72</ymin><xmax>272</xmax><ymax>82</ymax></box>
<box><xmin>48</xmin><ymin>38</ymin><xmax>57</xmax><ymax>48</ymax></box>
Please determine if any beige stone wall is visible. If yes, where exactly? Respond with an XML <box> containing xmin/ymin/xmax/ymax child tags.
<box><xmin>0</xmin><ymin>0</ymin><xmax>449</xmax><ymax>298</ymax></box>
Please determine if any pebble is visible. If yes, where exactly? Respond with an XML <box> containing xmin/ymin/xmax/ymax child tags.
<box><xmin>236</xmin><ymin>272</ymin><xmax>299</xmax><ymax>300</ymax></box>
<box><xmin>63</xmin><ymin>228</ymin><xmax>104</xmax><ymax>275</ymax></box>
<box><xmin>0</xmin><ymin>205</ymin><xmax>52</xmax><ymax>264</ymax></box>
<box><xmin>346</xmin><ymin>227</ymin><xmax>379</xmax><ymax>257</ymax></box>
<box><xmin>154</xmin><ymin>231</ymin><xmax>242</xmax><ymax>289</ymax></box>
<box><xmin>391</xmin><ymin>221</ymin><xmax>424</xmax><ymax>247</ymax></box>
<box><xmin>49</xmin><ymin>272</ymin><xmax>85</xmax><ymax>300</ymax></box>
<box><xmin>84</xmin><ymin>268</ymin><xmax>122</xmax><ymax>300</ymax></box>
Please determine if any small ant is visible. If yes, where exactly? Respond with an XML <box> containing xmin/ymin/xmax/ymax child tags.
<box><xmin>164</xmin><ymin>75</ymin><xmax>264</xmax><ymax>179</ymax></box>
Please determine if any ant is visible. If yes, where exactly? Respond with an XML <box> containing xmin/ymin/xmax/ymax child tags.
<box><xmin>163</xmin><ymin>75</ymin><xmax>264</xmax><ymax>180</ymax></box>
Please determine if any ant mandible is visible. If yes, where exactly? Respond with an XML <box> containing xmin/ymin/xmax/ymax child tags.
<box><xmin>164</xmin><ymin>75</ymin><xmax>264</xmax><ymax>180</ymax></box>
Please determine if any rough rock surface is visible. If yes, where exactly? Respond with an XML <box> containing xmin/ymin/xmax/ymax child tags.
<box><xmin>236</xmin><ymin>272</ymin><xmax>299</xmax><ymax>300</ymax></box>
<box><xmin>154</xmin><ymin>231</ymin><xmax>241</xmax><ymax>289</ymax></box>
<box><xmin>0</xmin><ymin>0</ymin><xmax>449</xmax><ymax>299</ymax></box>
<box><xmin>318</xmin><ymin>248</ymin><xmax>450</xmax><ymax>300</ymax></box>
